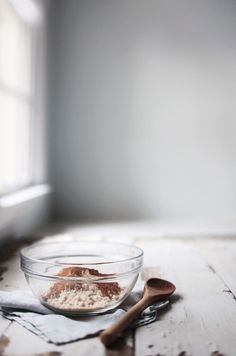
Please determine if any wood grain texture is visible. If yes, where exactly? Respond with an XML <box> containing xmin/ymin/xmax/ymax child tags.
<box><xmin>3</xmin><ymin>321</ymin><xmax>63</xmax><ymax>356</ymax></box>
<box><xmin>135</xmin><ymin>239</ymin><xmax>236</xmax><ymax>356</ymax></box>
<box><xmin>0</xmin><ymin>240</ymin><xmax>63</xmax><ymax>356</ymax></box>
<box><xmin>0</xmin><ymin>317</ymin><xmax>10</xmax><ymax>336</ymax></box>
<box><xmin>195</xmin><ymin>239</ymin><xmax>236</xmax><ymax>297</ymax></box>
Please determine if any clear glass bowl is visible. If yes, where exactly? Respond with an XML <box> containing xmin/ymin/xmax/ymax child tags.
<box><xmin>21</xmin><ymin>240</ymin><xmax>143</xmax><ymax>316</ymax></box>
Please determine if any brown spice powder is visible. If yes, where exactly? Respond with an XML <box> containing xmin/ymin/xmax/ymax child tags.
<box><xmin>44</xmin><ymin>266</ymin><xmax>121</xmax><ymax>301</ymax></box>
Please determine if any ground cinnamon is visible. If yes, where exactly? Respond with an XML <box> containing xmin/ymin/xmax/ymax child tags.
<box><xmin>43</xmin><ymin>266</ymin><xmax>122</xmax><ymax>309</ymax></box>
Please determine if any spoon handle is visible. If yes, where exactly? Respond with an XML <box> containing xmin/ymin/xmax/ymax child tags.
<box><xmin>100</xmin><ymin>296</ymin><xmax>150</xmax><ymax>346</ymax></box>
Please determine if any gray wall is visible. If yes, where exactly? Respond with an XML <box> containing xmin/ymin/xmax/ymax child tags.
<box><xmin>49</xmin><ymin>0</ymin><xmax>236</xmax><ymax>223</ymax></box>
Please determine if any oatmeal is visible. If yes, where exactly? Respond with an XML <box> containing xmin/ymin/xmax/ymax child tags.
<box><xmin>42</xmin><ymin>266</ymin><xmax>123</xmax><ymax>311</ymax></box>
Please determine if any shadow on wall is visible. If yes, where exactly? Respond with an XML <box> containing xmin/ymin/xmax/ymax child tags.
<box><xmin>49</xmin><ymin>0</ymin><xmax>236</xmax><ymax>222</ymax></box>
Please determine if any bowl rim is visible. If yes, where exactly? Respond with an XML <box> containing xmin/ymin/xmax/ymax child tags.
<box><xmin>20</xmin><ymin>240</ymin><xmax>144</xmax><ymax>266</ymax></box>
<box><xmin>22</xmin><ymin>263</ymin><xmax>142</xmax><ymax>282</ymax></box>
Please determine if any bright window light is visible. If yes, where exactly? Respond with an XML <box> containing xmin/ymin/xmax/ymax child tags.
<box><xmin>0</xmin><ymin>0</ymin><xmax>36</xmax><ymax>194</ymax></box>
<box><xmin>8</xmin><ymin>0</ymin><xmax>42</xmax><ymax>24</ymax></box>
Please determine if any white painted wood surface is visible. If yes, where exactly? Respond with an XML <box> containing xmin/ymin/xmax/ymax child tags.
<box><xmin>135</xmin><ymin>239</ymin><xmax>236</xmax><ymax>356</ymax></box>
<box><xmin>195</xmin><ymin>239</ymin><xmax>236</xmax><ymax>297</ymax></box>
<box><xmin>1</xmin><ymin>230</ymin><xmax>236</xmax><ymax>355</ymax></box>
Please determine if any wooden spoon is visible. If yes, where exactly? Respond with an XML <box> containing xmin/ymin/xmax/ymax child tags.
<box><xmin>100</xmin><ymin>278</ymin><xmax>176</xmax><ymax>346</ymax></box>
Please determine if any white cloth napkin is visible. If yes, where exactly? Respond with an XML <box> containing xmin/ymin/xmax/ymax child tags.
<box><xmin>0</xmin><ymin>284</ymin><xmax>143</xmax><ymax>345</ymax></box>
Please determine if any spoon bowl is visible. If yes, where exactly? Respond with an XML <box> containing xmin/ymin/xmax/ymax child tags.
<box><xmin>144</xmin><ymin>278</ymin><xmax>176</xmax><ymax>299</ymax></box>
<box><xmin>100</xmin><ymin>277</ymin><xmax>176</xmax><ymax>346</ymax></box>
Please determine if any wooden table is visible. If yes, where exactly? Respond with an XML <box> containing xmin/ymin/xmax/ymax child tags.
<box><xmin>1</xmin><ymin>228</ymin><xmax>236</xmax><ymax>356</ymax></box>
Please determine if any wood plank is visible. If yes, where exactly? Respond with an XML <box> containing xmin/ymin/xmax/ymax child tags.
<box><xmin>195</xmin><ymin>239</ymin><xmax>236</xmax><ymax>297</ymax></box>
<box><xmin>0</xmin><ymin>241</ymin><xmax>26</xmax><ymax>338</ymax></box>
<box><xmin>0</xmin><ymin>317</ymin><xmax>10</xmax><ymax>335</ymax></box>
<box><xmin>63</xmin><ymin>334</ymin><xmax>134</xmax><ymax>356</ymax></box>
<box><xmin>0</xmin><ymin>237</ymin><xmax>42</xmax><ymax>292</ymax></box>
<box><xmin>135</xmin><ymin>239</ymin><xmax>236</xmax><ymax>356</ymax></box>
<box><xmin>3</xmin><ymin>321</ymin><xmax>63</xmax><ymax>356</ymax></box>
<box><xmin>62</xmin><ymin>337</ymin><xmax>105</xmax><ymax>356</ymax></box>
<box><xmin>0</xmin><ymin>242</ymin><xmax>63</xmax><ymax>355</ymax></box>
<box><xmin>0</xmin><ymin>254</ymin><xmax>28</xmax><ymax>292</ymax></box>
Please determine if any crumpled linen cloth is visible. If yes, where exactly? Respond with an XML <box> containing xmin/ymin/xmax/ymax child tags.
<box><xmin>0</xmin><ymin>284</ymin><xmax>143</xmax><ymax>344</ymax></box>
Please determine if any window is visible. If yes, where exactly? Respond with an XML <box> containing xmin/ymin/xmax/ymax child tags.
<box><xmin>0</xmin><ymin>0</ymin><xmax>40</xmax><ymax>194</ymax></box>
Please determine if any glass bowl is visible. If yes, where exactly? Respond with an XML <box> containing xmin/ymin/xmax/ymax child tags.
<box><xmin>20</xmin><ymin>240</ymin><xmax>143</xmax><ymax>316</ymax></box>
